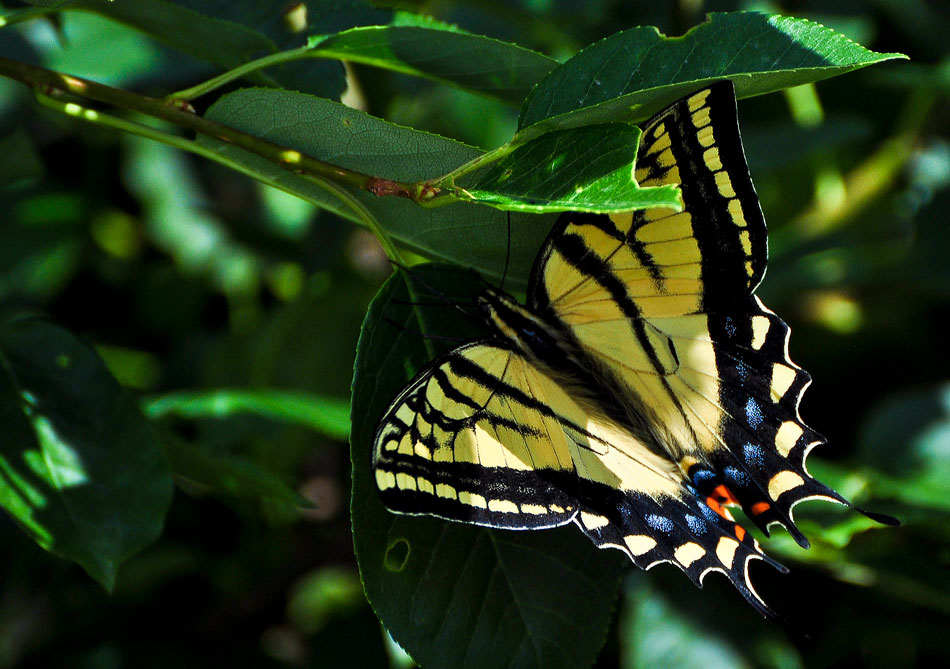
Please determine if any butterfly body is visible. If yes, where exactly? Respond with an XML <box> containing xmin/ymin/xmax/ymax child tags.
<box><xmin>372</xmin><ymin>81</ymin><xmax>892</xmax><ymax>616</ymax></box>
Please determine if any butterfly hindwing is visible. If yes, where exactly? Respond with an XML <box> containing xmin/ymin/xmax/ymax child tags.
<box><xmin>704</xmin><ymin>297</ymin><xmax>849</xmax><ymax>545</ymax></box>
<box><xmin>374</xmin><ymin>341</ymin><xmax>581</xmax><ymax>529</ymax></box>
<box><xmin>373</xmin><ymin>315</ymin><xmax>784</xmax><ymax>614</ymax></box>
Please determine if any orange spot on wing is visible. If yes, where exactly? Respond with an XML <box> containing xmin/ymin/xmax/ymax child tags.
<box><xmin>705</xmin><ymin>494</ymin><xmax>735</xmax><ymax>522</ymax></box>
<box><xmin>712</xmin><ymin>484</ymin><xmax>741</xmax><ymax>506</ymax></box>
<box><xmin>751</xmin><ymin>501</ymin><xmax>770</xmax><ymax>516</ymax></box>
<box><xmin>734</xmin><ymin>525</ymin><xmax>746</xmax><ymax>542</ymax></box>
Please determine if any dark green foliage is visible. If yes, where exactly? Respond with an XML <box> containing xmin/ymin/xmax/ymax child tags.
<box><xmin>351</xmin><ymin>265</ymin><xmax>624</xmax><ymax>668</ymax></box>
<box><xmin>0</xmin><ymin>0</ymin><xmax>947</xmax><ymax>667</ymax></box>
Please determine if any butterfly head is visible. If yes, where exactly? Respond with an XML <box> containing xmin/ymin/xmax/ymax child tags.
<box><xmin>477</xmin><ymin>288</ymin><xmax>563</xmax><ymax>365</ymax></box>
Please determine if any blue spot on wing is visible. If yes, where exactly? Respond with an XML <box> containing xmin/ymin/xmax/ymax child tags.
<box><xmin>743</xmin><ymin>442</ymin><xmax>765</xmax><ymax>467</ymax></box>
<box><xmin>646</xmin><ymin>514</ymin><xmax>674</xmax><ymax>533</ymax></box>
<box><xmin>735</xmin><ymin>360</ymin><xmax>749</xmax><ymax>383</ymax></box>
<box><xmin>745</xmin><ymin>397</ymin><xmax>764</xmax><ymax>429</ymax></box>
<box><xmin>691</xmin><ymin>468</ymin><xmax>717</xmax><ymax>487</ymax></box>
<box><xmin>725</xmin><ymin>466</ymin><xmax>751</xmax><ymax>487</ymax></box>
<box><xmin>685</xmin><ymin>515</ymin><xmax>707</xmax><ymax>535</ymax></box>
<box><xmin>724</xmin><ymin>316</ymin><xmax>737</xmax><ymax>339</ymax></box>
<box><xmin>698</xmin><ymin>502</ymin><xmax>720</xmax><ymax>522</ymax></box>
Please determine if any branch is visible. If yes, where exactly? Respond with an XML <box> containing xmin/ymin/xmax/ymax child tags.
<box><xmin>0</xmin><ymin>57</ymin><xmax>434</xmax><ymax>206</ymax></box>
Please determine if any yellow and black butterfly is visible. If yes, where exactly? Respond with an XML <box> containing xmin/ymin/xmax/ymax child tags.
<box><xmin>372</xmin><ymin>81</ymin><xmax>894</xmax><ymax>616</ymax></box>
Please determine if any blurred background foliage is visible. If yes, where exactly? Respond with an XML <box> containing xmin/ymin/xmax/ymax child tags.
<box><xmin>0</xmin><ymin>0</ymin><xmax>948</xmax><ymax>667</ymax></box>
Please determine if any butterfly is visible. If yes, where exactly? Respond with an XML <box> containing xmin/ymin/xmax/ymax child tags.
<box><xmin>371</xmin><ymin>80</ymin><xmax>894</xmax><ymax>616</ymax></box>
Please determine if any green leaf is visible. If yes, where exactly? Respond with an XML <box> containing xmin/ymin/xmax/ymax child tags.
<box><xmin>40</xmin><ymin>10</ymin><xmax>170</xmax><ymax>87</ymax></box>
<box><xmin>856</xmin><ymin>383</ymin><xmax>950</xmax><ymax>512</ymax></box>
<box><xmin>350</xmin><ymin>265</ymin><xmax>622</xmax><ymax>669</ymax></box>
<box><xmin>0</xmin><ymin>318</ymin><xmax>173</xmax><ymax>589</ymax></box>
<box><xmin>80</xmin><ymin>0</ymin><xmax>279</xmax><ymax>71</ymax></box>
<box><xmin>161</xmin><ymin>437</ymin><xmax>308</xmax><ymax>507</ymax></box>
<box><xmin>459</xmin><ymin>124</ymin><xmax>681</xmax><ymax>213</ymax></box>
<box><xmin>621</xmin><ymin>576</ymin><xmax>754</xmax><ymax>669</ymax></box>
<box><xmin>0</xmin><ymin>128</ymin><xmax>44</xmax><ymax>185</ymax></box>
<box><xmin>142</xmin><ymin>388</ymin><xmax>350</xmax><ymax>441</ymax></box>
<box><xmin>518</xmin><ymin>12</ymin><xmax>907</xmax><ymax>135</ymax></box>
<box><xmin>65</xmin><ymin>0</ymin><xmax>373</xmax><ymax>98</ymax></box>
<box><xmin>200</xmin><ymin>87</ymin><xmax>554</xmax><ymax>288</ymax></box>
<box><xmin>286</xmin><ymin>566</ymin><xmax>365</xmax><ymax>634</ymax></box>
<box><xmin>0</xmin><ymin>193</ymin><xmax>83</xmax><ymax>301</ymax></box>
<box><xmin>16</xmin><ymin>0</ymin><xmax>75</xmax><ymax>7</ymax></box>
<box><xmin>307</xmin><ymin>19</ymin><xmax>557</xmax><ymax>105</ymax></box>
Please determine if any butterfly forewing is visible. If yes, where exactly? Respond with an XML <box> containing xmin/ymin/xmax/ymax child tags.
<box><xmin>529</xmin><ymin>81</ymin><xmax>847</xmax><ymax>545</ymax></box>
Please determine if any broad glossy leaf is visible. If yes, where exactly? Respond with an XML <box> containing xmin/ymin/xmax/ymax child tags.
<box><xmin>351</xmin><ymin>265</ymin><xmax>622</xmax><ymax>669</ymax></box>
<box><xmin>518</xmin><ymin>12</ymin><xmax>907</xmax><ymax>135</ymax></box>
<box><xmin>143</xmin><ymin>388</ymin><xmax>350</xmax><ymax>441</ymax></box>
<box><xmin>460</xmin><ymin>124</ymin><xmax>680</xmax><ymax>213</ymax></box>
<box><xmin>0</xmin><ymin>319</ymin><xmax>173</xmax><ymax>589</ymax></box>
<box><xmin>308</xmin><ymin>17</ymin><xmax>557</xmax><ymax>104</ymax></box>
<box><xmin>200</xmin><ymin>87</ymin><xmax>555</xmax><ymax>288</ymax></box>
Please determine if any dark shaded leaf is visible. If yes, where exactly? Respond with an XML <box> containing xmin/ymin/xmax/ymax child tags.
<box><xmin>0</xmin><ymin>319</ymin><xmax>173</xmax><ymax>589</ymax></box>
<box><xmin>856</xmin><ymin>384</ymin><xmax>950</xmax><ymax>511</ymax></box>
<box><xmin>200</xmin><ymin>87</ymin><xmax>554</xmax><ymax>288</ymax></box>
<box><xmin>518</xmin><ymin>12</ymin><xmax>906</xmax><ymax>135</ymax></box>
<box><xmin>350</xmin><ymin>265</ymin><xmax>622</xmax><ymax>669</ymax></box>
<box><xmin>162</xmin><ymin>437</ymin><xmax>309</xmax><ymax>507</ymax></box>
<box><xmin>308</xmin><ymin>16</ymin><xmax>557</xmax><ymax>104</ymax></box>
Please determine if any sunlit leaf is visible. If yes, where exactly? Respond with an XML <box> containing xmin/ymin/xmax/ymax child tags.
<box><xmin>459</xmin><ymin>124</ymin><xmax>681</xmax><ymax>212</ymax></box>
<box><xmin>40</xmin><ymin>11</ymin><xmax>168</xmax><ymax>86</ymax></box>
<box><xmin>286</xmin><ymin>566</ymin><xmax>365</xmax><ymax>634</ymax></box>
<box><xmin>0</xmin><ymin>318</ymin><xmax>173</xmax><ymax>589</ymax></box>
<box><xmin>621</xmin><ymin>575</ymin><xmax>754</xmax><ymax>669</ymax></box>
<box><xmin>143</xmin><ymin>388</ymin><xmax>350</xmax><ymax>441</ymax></box>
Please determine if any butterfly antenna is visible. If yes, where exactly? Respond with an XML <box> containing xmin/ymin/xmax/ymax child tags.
<box><xmin>387</xmin><ymin>260</ymin><xmax>476</xmax><ymax>319</ymax></box>
<box><xmin>499</xmin><ymin>211</ymin><xmax>512</xmax><ymax>291</ymax></box>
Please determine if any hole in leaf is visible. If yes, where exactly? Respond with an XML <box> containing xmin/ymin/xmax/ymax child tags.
<box><xmin>384</xmin><ymin>538</ymin><xmax>410</xmax><ymax>572</ymax></box>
